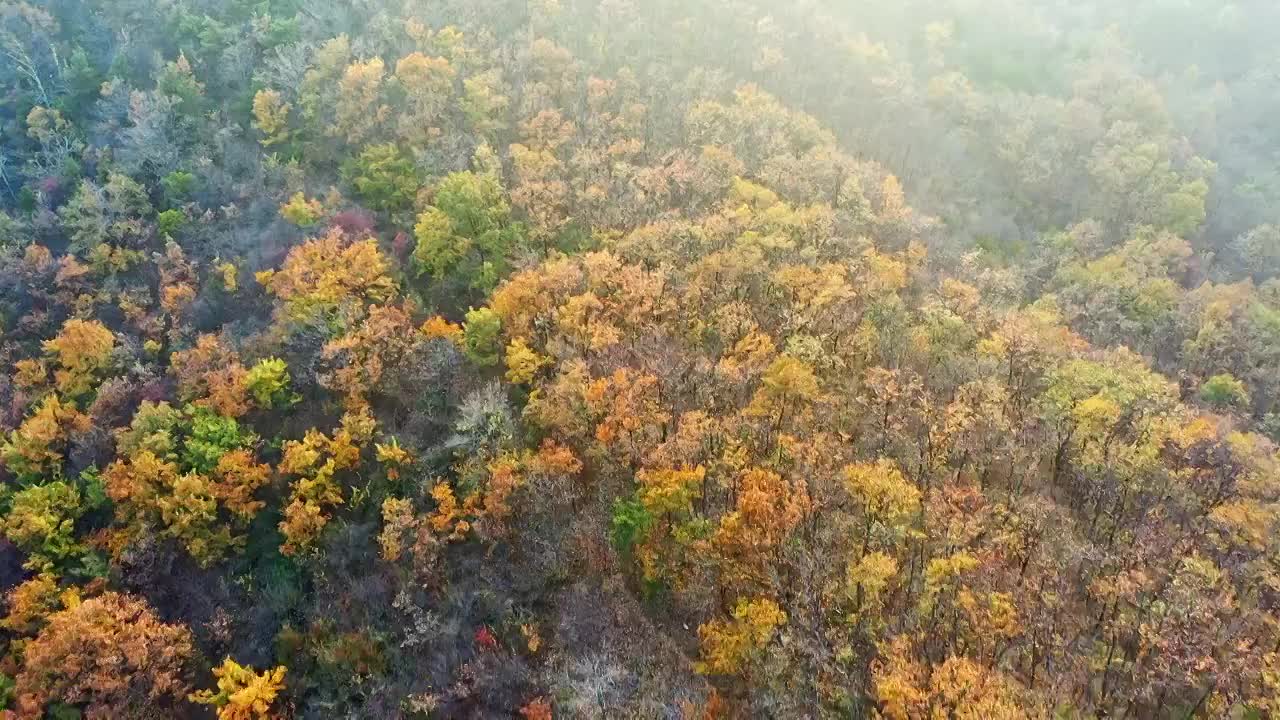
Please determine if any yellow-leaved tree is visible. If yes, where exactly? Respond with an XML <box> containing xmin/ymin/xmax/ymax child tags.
<box><xmin>190</xmin><ymin>658</ymin><xmax>288</xmax><ymax>720</ymax></box>
<box><xmin>695</xmin><ymin>597</ymin><xmax>786</xmax><ymax>676</ymax></box>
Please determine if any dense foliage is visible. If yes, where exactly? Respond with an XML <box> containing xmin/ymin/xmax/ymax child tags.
<box><xmin>1</xmin><ymin>0</ymin><xmax>1279</xmax><ymax>717</ymax></box>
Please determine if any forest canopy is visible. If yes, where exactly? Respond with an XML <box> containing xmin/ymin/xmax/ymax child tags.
<box><xmin>1</xmin><ymin>0</ymin><xmax>1279</xmax><ymax>718</ymax></box>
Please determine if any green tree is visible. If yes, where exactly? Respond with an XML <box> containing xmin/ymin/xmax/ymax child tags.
<box><xmin>1200</xmin><ymin>373</ymin><xmax>1249</xmax><ymax>409</ymax></box>
<box><xmin>181</xmin><ymin>406</ymin><xmax>256</xmax><ymax>475</ymax></box>
<box><xmin>342</xmin><ymin>143</ymin><xmax>418</xmax><ymax>213</ymax></box>
<box><xmin>412</xmin><ymin>169</ymin><xmax>524</xmax><ymax>292</ymax></box>
<box><xmin>3</xmin><ymin>481</ymin><xmax>87</xmax><ymax>572</ymax></box>
<box><xmin>57</xmin><ymin>173</ymin><xmax>153</xmax><ymax>252</ymax></box>
<box><xmin>463</xmin><ymin>307</ymin><xmax>503</xmax><ymax>367</ymax></box>
<box><xmin>244</xmin><ymin>358</ymin><xmax>294</xmax><ymax>409</ymax></box>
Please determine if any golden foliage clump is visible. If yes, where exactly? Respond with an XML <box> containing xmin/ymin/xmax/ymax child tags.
<box><xmin>695</xmin><ymin>597</ymin><xmax>786</xmax><ymax>676</ymax></box>
<box><xmin>714</xmin><ymin>468</ymin><xmax>808</xmax><ymax>569</ymax></box>
<box><xmin>260</xmin><ymin>230</ymin><xmax>397</xmax><ymax>324</ymax></box>
<box><xmin>252</xmin><ymin>89</ymin><xmax>291</xmax><ymax>146</ymax></box>
<box><xmin>190</xmin><ymin>658</ymin><xmax>288</xmax><ymax>720</ymax></box>
<box><xmin>278</xmin><ymin>411</ymin><xmax>376</xmax><ymax>555</ymax></box>
<box><xmin>279</xmin><ymin>192</ymin><xmax>324</xmax><ymax>227</ymax></box>
<box><xmin>1</xmin><ymin>573</ymin><xmax>75</xmax><ymax>635</ymax></box>
<box><xmin>505</xmin><ymin>337</ymin><xmax>550</xmax><ymax>385</ymax></box>
<box><xmin>872</xmin><ymin>636</ymin><xmax>1025</xmax><ymax>720</ymax></box>
<box><xmin>42</xmin><ymin>317</ymin><xmax>115</xmax><ymax>398</ymax></box>
<box><xmin>421</xmin><ymin>315</ymin><xmax>464</xmax><ymax>345</ymax></box>
<box><xmin>1</xmin><ymin>394</ymin><xmax>92</xmax><ymax>479</ymax></box>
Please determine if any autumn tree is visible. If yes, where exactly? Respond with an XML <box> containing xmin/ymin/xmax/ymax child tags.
<box><xmin>696</xmin><ymin>598</ymin><xmax>787</xmax><ymax>677</ymax></box>
<box><xmin>259</xmin><ymin>228</ymin><xmax>398</xmax><ymax>328</ymax></box>
<box><xmin>334</xmin><ymin>57</ymin><xmax>388</xmax><ymax>144</ymax></box>
<box><xmin>13</xmin><ymin>593</ymin><xmax>194</xmax><ymax>719</ymax></box>
<box><xmin>1</xmin><ymin>395</ymin><xmax>92</xmax><ymax>481</ymax></box>
<box><xmin>252</xmin><ymin>89</ymin><xmax>292</xmax><ymax>147</ymax></box>
<box><xmin>278</xmin><ymin>411</ymin><xmax>375</xmax><ymax>555</ymax></box>
<box><xmin>42</xmin><ymin>318</ymin><xmax>115</xmax><ymax>398</ymax></box>
<box><xmin>170</xmin><ymin>334</ymin><xmax>251</xmax><ymax>418</ymax></box>
<box><xmin>392</xmin><ymin>51</ymin><xmax>455</xmax><ymax>143</ymax></box>
<box><xmin>102</xmin><ymin>401</ymin><xmax>268</xmax><ymax>566</ymax></box>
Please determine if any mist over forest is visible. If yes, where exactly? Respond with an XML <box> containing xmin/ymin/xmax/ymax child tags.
<box><xmin>1</xmin><ymin>0</ymin><xmax>1279</xmax><ymax>717</ymax></box>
